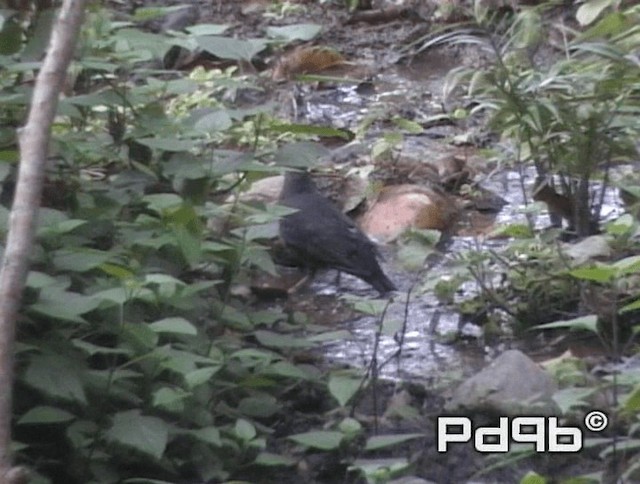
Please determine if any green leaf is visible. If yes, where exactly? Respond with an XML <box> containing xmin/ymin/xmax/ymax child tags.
<box><xmin>23</xmin><ymin>354</ymin><xmax>86</xmax><ymax>403</ymax></box>
<box><xmin>365</xmin><ymin>433</ymin><xmax>424</xmax><ymax>451</ymax></box>
<box><xmin>392</xmin><ymin>117</ymin><xmax>424</xmax><ymax>134</ymax></box>
<box><xmin>185</xmin><ymin>24</ymin><xmax>229</xmax><ymax>36</ymax></box>
<box><xmin>613</xmin><ymin>255</ymin><xmax>640</xmax><ymax>275</ymax></box>
<box><xmin>264</xmin><ymin>361</ymin><xmax>312</xmax><ymax>380</ymax></box>
<box><xmin>576</xmin><ymin>0</ymin><xmax>615</xmax><ymax>26</ymax></box>
<box><xmin>143</xmin><ymin>193</ymin><xmax>184</xmax><ymax>212</ymax></box>
<box><xmin>136</xmin><ymin>137</ymin><xmax>196</xmax><ymax>152</ymax></box>
<box><xmin>149</xmin><ymin>317</ymin><xmax>198</xmax><ymax>336</ymax></box>
<box><xmin>266</xmin><ymin>23</ymin><xmax>322</xmax><ymax>41</ymax></box>
<box><xmin>328</xmin><ymin>372</ymin><xmax>362</xmax><ymax>406</ymax></box>
<box><xmin>197</xmin><ymin>36</ymin><xmax>268</xmax><ymax>61</ymax></box>
<box><xmin>535</xmin><ymin>315</ymin><xmax>598</xmax><ymax>333</ymax></box>
<box><xmin>289</xmin><ymin>431</ymin><xmax>344</xmax><ymax>450</ymax></box>
<box><xmin>184</xmin><ymin>366</ymin><xmax>221</xmax><ymax>389</ymax></box>
<box><xmin>106</xmin><ymin>410</ymin><xmax>168</xmax><ymax>460</ymax></box>
<box><xmin>193</xmin><ymin>109</ymin><xmax>233</xmax><ymax>132</ymax></box>
<box><xmin>122</xmin><ymin>322</ymin><xmax>160</xmax><ymax>351</ymax></box>
<box><xmin>255</xmin><ymin>452</ymin><xmax>296</xmax><ymax>466</ymax></box>
<box><xmin>621</xmin><ymin>297</ymin><xmax>640</xmax><ymax>313</ymax></box>
<box><xmin>254</xmin><ymin>330</ymin><xmax>313</xmax><ymax>349</ymax></box>
<box><xmin>235</xmin><ymin>418</ymin><xmax>257</xmax><ymax>442</ymax></box>
<box><xmin>30</xmin><ymin>288</ymin><xmax>100</xmax><ymax>323</ymax></box>
<box><xmin>72</xmin><ymin>339</ymin><xmax>132</xmax><ymax>357</ymax></box>
<box><xmin>51</xmin><ymin>248</ymin><xmax>113</xmax><ymax>272</ymax></box>
<box><xmin>552</xmin><ymin>387</ymin><xmax>595</xmax><ymax>414</ymax></box>
<box><xmin>570</xmin><ymin>266</ymin><xmax>616</xmax><ymax>283</ymax></box>
<box><xmin>152</xmin><ymin>387</ymin><xmax>189</xmax><ymax>410</ymax></box>
<box><xmin>623</xmin><ymin>385</ymin><xmax>640</xmax><ymax>413</ymax></box>
<box><xmin>18</xmin><ymin>406</ymin><xmax>75</xmax><ymax>424</ymax></box>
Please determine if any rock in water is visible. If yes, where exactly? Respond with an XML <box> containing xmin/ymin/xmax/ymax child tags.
<box><xmin>279</xmin><ymin>171</ymin><xmax>396</xmax><ymax>294</ymax></box>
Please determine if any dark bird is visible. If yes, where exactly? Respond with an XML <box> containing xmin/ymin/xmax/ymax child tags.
<box><xmin>279</xmin><ymin>171</ymin><xmax>396</xmax><ymax>294</ymax></box>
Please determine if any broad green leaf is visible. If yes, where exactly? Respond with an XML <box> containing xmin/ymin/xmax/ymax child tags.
<box><xmin>18</xmin><ymin>406</ymin><xmax>75</xmax><ymax>424</ymax></box>
<box><xmin>576</xmin><ymin>0</ymin><xmax>615</xmax><ymax>26</ymax></box>
<box><xmin>197</xmin><ymin>36</ymin><xmax>267</xmax><ymax>61</ymax></box>
<box><xmin>235</xmin><ymin>418</ymin><xmax>256</xmax><ymax>442</ymax></box>
<box><xmin>106</xmin><ymin>410</ymin><xmax>168</xmax><ymax>460</ymax></box>
<box><xmin>122</xmin><ymin>322</ymin><xmax>160</xmax><ymax>351</ymax></box>
<box><xmin>23</xmin><ymin>354</ymin><xmax>86</xmax><ymax>404</ymax></box>
<box><xmin>25</xmin><ymin>271</ymin><xmax>59</xmax><ymax>290</ymax></box>
<box><xmin>149</xmin><ymin>317</ymin><xmax>197</xmax><ymax>336</ymax></box>
<box><xmin>143</xmin><ymin>193</ymin><xmax>183</xmax><ymax>212</ymax></box>
<box><xmin>193</xmin><ymin>109</ymin><xmax>232</xmax><ymax>132</ymax></box>
<box><xmin>100</xmin><ymin>264</ymin><xmax>136</xmax><ymax>279</ymax></box>
<box><xmin>52</xmin><ymin>248</ymin><xmax>113</xmax><ymax>272</ymax></box>
<box><xmin>328</xmin><ymin>372</ymin><xmax>362</xmax><ymax>406</ymax></box>
<box><xmin>184</xmin><ymin>366</ymin><xmax>221</xmax><ymax>389</ymax></box>
<box><xmin>152</xmin><ymin>387</ymin><xmax>189</xmax><ymax>409</ymax></box>
<box><xmin>266</xmin><ymin>23</ymin><xmax>322</xmax><ymax>41</ymax></box>
<box><xmin>570</xmin><ymin>266</ymin><xmax>616</xmax><ymax>283</ymax></box>
<box><xmin>365</xmin><ymin>433</ymin><xmax>424</xmax><ymax>451</ymax></box>
<box><xmin>289</xmin><ymin>431</ymin><xmax>344</xmax><ymax>450</ymax></box>
<box><xmin>185</xmin><ymin>24</ymin><xmax>229</xmax><ymax>36</ymax></box>
<box><xmin>30</xmin><ymin>288</ymin><xmax>100</xmax><ymax>323</ymax></box>
<box><xmin>552</xmin><ymin>387</ymin><xmax>595</xmax><ymax>414</ymax></box>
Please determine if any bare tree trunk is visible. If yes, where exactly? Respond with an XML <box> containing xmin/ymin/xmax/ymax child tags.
<box><xmin>0</xmin><ymin>1</ymin><xmax>86</xmax><ymax>481</ymax></box>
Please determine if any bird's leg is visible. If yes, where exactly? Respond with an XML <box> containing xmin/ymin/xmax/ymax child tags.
<box><xmin>287</xmin><ymin>267</ymin><xmax>316</xmax><ymax>294</ymax></box>
<box><xmin>334</xmin><ymin>270</ymin><xmax>342</xmax><ymax>289</ymax></box>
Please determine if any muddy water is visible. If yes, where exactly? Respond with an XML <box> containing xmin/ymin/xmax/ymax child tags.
<box><xmin>286</xmin><ymin>50</ymin><xmax>623</xmax><ymax>380</ymax></box>
<box><xmin>288</xmin><ymin>54</ymin><xmax>489</xmax><ymax>378</ymax></box>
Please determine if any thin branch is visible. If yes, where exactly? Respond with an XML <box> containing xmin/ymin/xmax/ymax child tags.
<box><xmin>0</xmin><ymin>1</ymin><xmax>87</xmax><ymax>481</ymax></box>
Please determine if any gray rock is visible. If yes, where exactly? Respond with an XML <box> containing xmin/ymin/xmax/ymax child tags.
<box><xmin>446</xmin><ymin>350</ymin><xmax>558</xmax><ymax>415</ymax></box>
